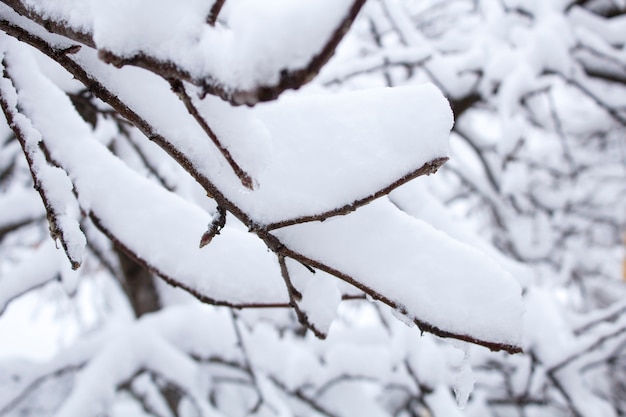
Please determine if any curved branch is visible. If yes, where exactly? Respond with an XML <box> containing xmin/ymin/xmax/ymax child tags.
<box><xmin>3</xmin><ymin>0</ymin><xmax>367</xmax><ymax>106</ymax></box>
<box><xmin>276</xmin><ymin>246</ymin><xmax>522</xmax><ymax>354</ymax></box>
<box><xmin>1</xmin><ymin>0</ymin><xmax>96</xmax><ymax>47</ymax></box>
<box><xmin>266</xmin><ymin>157</ymin><xmax>448</xmax><ymax>230</ymax></box>
<box><xmin>0</xmin><ymin>60</ymin><xmax>85</xmax><ymax>269</ymax></box>
<box><xmin>169</xmin><ymin>79</ymin><xmax>255</xmax><ymax>189</ymax></box>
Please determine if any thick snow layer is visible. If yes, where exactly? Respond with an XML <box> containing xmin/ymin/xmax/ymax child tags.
<box><xmin>389</xmin><ymin>180</ymin><xmax>532</xmax><ymax>287</ymax></box>
<box><xmin>4</xmin><ymin>41</ymin><xmax>288</xmax><ymax>306</ymax></box>
<box><xmin>72</xmin><ymin>50</ymin><xmax>453</xmax><ymax>226</ymax></box>
<box><xmin>0</xmin><ymin>48</ymin><xmax>86</xmax><ymax>268</ymax></box>
<box><xmin>21</xmin><ymin>0</ymin><xmax>94</xmax><ymax>33</ymax></box>
<box><xmin>14</xmin><ymin>0</ymin><xmax>359</xmax><ymax>93</ymax></box>
<box><xmin>274</xmin><ymin>198</ymin><xmax>524</xmax><ymax>348</ymax></box>
<box><xmin>89</xmin><ymin>0</ymin><xmax>356</xmax><ymax>92</ymax></box>
<box><xmin>249</xmin><ymin>84</ymin><xmax>452</xmax><ymax>225</ymax></box>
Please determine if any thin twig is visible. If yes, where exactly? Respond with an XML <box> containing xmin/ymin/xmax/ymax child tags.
<box><xmin>0</xmin><ymin>364</ymin><xmax>84</xmax><ymax>415</ymax></box>
<box><xmin>266</xmin><ymin>157</ymin><xmax>448</xmax><ymax>230</ymax></box>
<box><xmin>275</xmin><ymin>242</ymin><xmax>523</xmax><ymax>354</ymax></box>
<box><xmin>547</xmin><ymin>89</ymin><xmax>577</xmax><ymax>176</ymax></box>
<box><xmin>169</xmin><ymin>79</ymin><xmax>255</xmax><ymax>190</ymax></box>
<box><xmin>278</xmin><ymin>255</ymin><xmax>330</xmax><ymax>339</ymax></box>
<box><xmin>229</xmin><ymin>310</ymin><xmax>264</xmax><ymax>413</ymax></box>
<box><xmin>207</xmin><ymin>0</ymin><xmax>226</xmax><ymax>26</ymax></box>
<box><xmin>549</xmin><ymin>323</ymin><xmax>626</xmax><ymax>373</ymax></box>
<box><xmin>269</xmin><ymin>375</ymin><xmax>342</xmax><ymax>417</ymax></box>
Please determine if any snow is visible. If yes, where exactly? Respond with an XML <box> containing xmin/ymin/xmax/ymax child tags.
<box><xmin>55</xmin><ymin>323</ymin><xmax>214</xmax><ymax>417</ymax></box>
<box><xmin>21</xmin><ymin>0</ymin><xmax>94</xmax><ymax>34</ymax></box>
<box><xmin>319</xmin><ymin>380</ymin><xmax>390</xmax><ymax>417</ymax></box>
<box><xmin>318</xmin><ymin>46</ymin><xmax>432</xmax><ymax>84</ymax></box>
<box><xmin>389</xmin><ymin>180</ymin><xmax>532</xmax><ymax>287</ymax></box>
<box><xmin>274</xmin><ymin>198</ymin><xmax>524</xmax><ymax>349</ymax></box>
<box><xmin>14</xmin><ymin>0</ymin><xmax>362</xmax><ymax>96</ymax></box>
<box><xmin>0</xmin><ymin>305</ymin><xmax>235</xmax><ymax>417</ymax></box>
<box><xmin>1</xmin><ymin>1</ymin><xmax>626</xmax><ymax>417</ymax></box>
<box><xmin>0</xmin><ymin>239</ymin><xmax>61</xmax><ymax>315</ymax></box>
<box><xmin>140</xmin><ymin>305</ymin><xmax>238</xmax><ymax>362</ymax></box>
<box><xmin>3</xmin><ymin>41</ymin><xmax>288</xmax><ymax>306</ymax></box>
<box><xmin>0</xmin><ymin>4</ymin><xmax>526</xmax><ymax>352</ymax></box>
<box><xmin>323</xmin><ymin>342</ymin><xmax>391</xmax><ymax>382</ymax></box>
<box><xmin>569</xmin><ymin>5</ymin><xmax>626</xmax><ymax>46</ymax></box>
<box><xmin>523</xmin><ymin>288</ymin><xmax>619</xmax><ymax>417</ymax></box>
<box><xmin>0</xmin><ymin>46</ymin><xmax>86</xmax><ymax>269</ymax></box>
<box><xmin>425</xmin><ymin>385</ymin><xmax>465</xmax><ymax>417</ymax></box>
<box><xmin>249</xmin><ymin>84</ymin><xmax>451</xmax><ymax>225</ymax></box>
<box><xmin>89</xmin><ymin>0</ymin><xmax>357</xmax><ymax>94</ymax></box>
<box><xmin>406</xmin><ymin>334</ymin><xmax>448</xmax><ymax>389</ymax></box>
<box><xmin>0</xmin><ymin>186</ymin><xmax>45</xmax><ymax>231</ymax></box>
<box><xmin>72</xmin><ymin>50</ymin><xmax>453</xmax><ymax>226</ymax></box>
<box><xmin>286</xmin><ymin>258</ymin><xmax>342</xmax><ymax>336</ymax></box>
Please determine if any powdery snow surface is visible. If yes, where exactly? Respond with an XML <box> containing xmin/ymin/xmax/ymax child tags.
<box><xmin>4</xmin><ymin>41</ymin><xmax>288</xmax><ymax>306</ymax></box>
<box><xmin>0</xmin><ymin>51</ymin><xmax>86</xmax><ymax>268</ymax></box>
<box><xmin>74</xmin><ymin>49</ymin><xmax>452</xmax><ymax>226</ymax></box>
<box><xmin>251</xmin><ymin>85</ymin><xmax>451</xmax><ymax>224</ymax></box>
<box><xmin>26</xmin><ymin>0</ymin><xmax>356</xmax><ymax>93</ymax></box>
<box><xmin>389</xmin><ymin>180</ymin><xmax>532</xmax><ymax>287</ymax></box>
<box><xmin>274</xmin><ymin>198</ymin><xmax>524</xmax><ymax>348</ymax></box>
<box><xmin>16</xmin><ymin>0</ymin><xmax>358</xmax><ymax>91</ymax></box>
<box><xmin>21</xmin><ymin>0</ymin><xmax>94</xmax><ymax>34</ymax></box>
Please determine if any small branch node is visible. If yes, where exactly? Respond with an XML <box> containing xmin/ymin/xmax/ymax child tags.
<box><xmin>199</xmin><ymin>206</ymin><xmax>227</xmax><ymax>248</ymax></box>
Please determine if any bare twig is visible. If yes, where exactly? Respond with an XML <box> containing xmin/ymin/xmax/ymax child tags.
<box><xmin>207</xmin><ymin>0</ymin><xmax>226</xmax><ymax>26</ymax></box>
<box><xmin>266</xmin><ymin>157</ymin><xmax>448</xmax><ymax>230</ymax></box>
<box><xmin>169</xmin><ymin>80</ymin><xmax>255</xmax><ymax>189</ymax></box>
<box><xmin>229</xmin><ymin>310</ymin><xmax>264</xmax><ymax>413</ymax></box>
<box><xmin>277</xmin><ymin>255</ymin><xmax>330</xmax><ymax>339</ymax></box>
<box><xmin>549</xmin><ymin>324</ymin><xmax>626</xmax><ymax>373</ymax></box>
<box><xmin>0</xmin><ymin>364</ymin><xmax>84</xmax><ymax>415</ymax></box>
<box><xmin>269</xmin><ymin>375</ymin><xmax>342</xmax><ymax>417</ymax></box>
<box><xmin>547</xmin><ymin>89</ymin><xmax>577</xmax><ymax>175</ymax></box>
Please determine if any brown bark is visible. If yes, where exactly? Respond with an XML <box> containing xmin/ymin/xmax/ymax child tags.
<box><xmin>116</xmin><ymin>248</ymin><xmax>161</xmax><ymax>317</ymax></box>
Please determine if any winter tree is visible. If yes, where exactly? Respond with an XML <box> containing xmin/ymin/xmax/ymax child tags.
<box><xmin>0</xmin><ymin>1</ymin><xmax>624</xmax><ymax>417</ymax></box>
